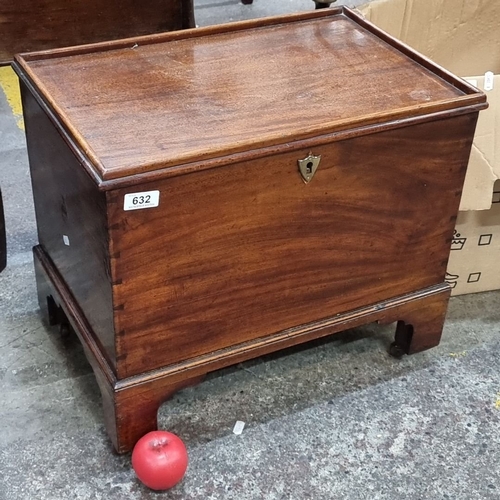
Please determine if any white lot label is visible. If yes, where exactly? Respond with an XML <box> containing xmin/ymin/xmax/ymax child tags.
<box><xmin>484</xmin><ymin>71</ymin><xmax>494</xmax><ymax>91</ymax></box>
<box><xmin>123</xmin><ymin>190</ymin><xmax>160</xmax><ymax>211</ymax></box>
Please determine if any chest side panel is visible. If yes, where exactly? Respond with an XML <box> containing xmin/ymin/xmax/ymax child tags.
<box><xmin>21</xmin><ymin>87</ymin><xmax>116</xmax><ymax>368</ymax></box>
<box><xmin>109</xmin><ymin>114</ymin><xmax>476</xmax><ymax>378</ymax></box>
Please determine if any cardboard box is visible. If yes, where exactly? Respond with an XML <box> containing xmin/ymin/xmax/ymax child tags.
<box><xmin>359</xmin><ymin>0</ymin><xmax>500</xmax><ymax>295</ymax></box>
<box><xmin>447</xmin><ymin>181</ymin><xmax>500</xmax><ymax>295</ymax></box>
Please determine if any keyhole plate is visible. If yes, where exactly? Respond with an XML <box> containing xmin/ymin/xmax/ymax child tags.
<box><xmin>298</xmin><ymin>153</ymin><xmax>321</xmax><ymax>183</ymax></box>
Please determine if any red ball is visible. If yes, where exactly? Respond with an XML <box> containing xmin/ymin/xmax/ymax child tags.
<box><xmin>132</xmin><ymin>431</ymin><xmax>188</xmax><ymax>490</ymax></box>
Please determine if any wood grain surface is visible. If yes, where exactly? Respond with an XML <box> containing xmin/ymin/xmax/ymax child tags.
<box><xmin>15</xmin><ymin>9</ymin><xmax>483</xmax><ymax>182</ymax></box>
<box><xmin>107</xmin><ymin>114</ymin><xmax>477</xmax><ymax>378</ymax></box>
<box><xmin>22</xmin><ymin>86</ymin><xmax>116</xmax><ymax>368</ymax></box>
<box><xmin>0</xmin><ymin>0</ymin><xmax>194</xmax><ymax>64</ymax></box>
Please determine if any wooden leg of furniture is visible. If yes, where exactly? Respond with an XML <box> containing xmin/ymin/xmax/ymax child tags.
<box><xmin>37</xmin><ymin>261</ymin><xmax>203</xmax><ymax>451</ymax></box>
<box><xmin>181</xmin><ymin>0</ymin><xmax>196</xmax><ymax>29</ymax></box>
<box><xmin>96</xmin><ymin>372</ymin><xmax>205</xmax><ymax>454</ymax></box>
<box><xmin>34</xmin><ymin>245</ymin><xmax>208</xmax><ymax>453</ymax></box>
<box><xmin>37</xmin><ymin>281</ymin><xmax>204</xmax><ymax>451</ymax></box>
<box><xmin>388</xmin><ymin>287</ymin><xmax>449</xmax><ymax>358</ymax></box>
<box><xmin>35</xmin><ymin>263</ymin><xmax>69</xmax><ymax>335</ymax></box>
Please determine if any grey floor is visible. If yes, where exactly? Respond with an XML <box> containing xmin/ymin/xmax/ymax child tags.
<box><xmin>1</xmin><ymin>1</ymin><xmax>500</xmax><ymax>499</ymax></box>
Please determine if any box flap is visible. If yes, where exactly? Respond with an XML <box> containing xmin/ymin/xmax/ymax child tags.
<box><xmin>358</xmin><ymin>0</ymin><xmax>500</xmax><ymax>76</ymax></box>
<box><xmin>460</xmin><ymin>75</ymin><xmax>500</xmax><ymax>210</ymax></box>
<box><xmin>359</xmin><ymin>0</ymin><xmax>499</xmax><ymax>210</ymax></box>
<box><xmin>447</xmin><ymin>190</ymin><xmax>500</xmax><ymax>295</ymax></box>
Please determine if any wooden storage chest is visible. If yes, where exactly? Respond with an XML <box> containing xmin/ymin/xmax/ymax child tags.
<box><xmin>14</xmin><ymin>7</ymin><xmax>487</xmax><ymax>453</ymax></box>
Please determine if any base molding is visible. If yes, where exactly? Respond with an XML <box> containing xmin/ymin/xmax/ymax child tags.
<box><xmin>34</xmin><ymin>245</ymin><xmax>450</xmax><ymax>453</ymax></box>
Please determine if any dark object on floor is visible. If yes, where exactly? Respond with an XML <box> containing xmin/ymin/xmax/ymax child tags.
<box><xmin>0</xmin><ymin>0</ymin><xmax>195</xmax><ymax>64</ymax></box>
<box><xmin>0</xmin><ymin>188</ymin><xmax>5</xmax><ymax>272</ymax></box>
<box><xmin>241</xmin><ymin>0</ymin><xmax>337</xmax><ymax>6</ymax></box>
<box><xmin>314</xmin><ymin>1</ymin><xmax>337</xmax><ymax>8</ymax></box>
<box><xmin>14</xmin><ymin>7</ymin><xmax>486</xmax><ymax>454</ymax></box>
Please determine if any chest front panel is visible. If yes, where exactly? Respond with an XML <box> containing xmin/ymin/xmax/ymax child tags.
<box><xmin>108</xmin><ymin>114</ymin><xmax>476</xmax><ymax>377</ymax></box>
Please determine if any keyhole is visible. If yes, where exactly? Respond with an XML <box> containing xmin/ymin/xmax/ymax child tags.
<box><xmin>306</xmin><ymin>161</ymin><xmax>313</xmax><ymax>174</ymax></box>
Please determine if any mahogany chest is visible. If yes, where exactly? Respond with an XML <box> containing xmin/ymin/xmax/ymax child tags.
<box><xmin>14</xmin><ymin>7</ymin><xmax>487</xmax><ymax>453</ymax></box>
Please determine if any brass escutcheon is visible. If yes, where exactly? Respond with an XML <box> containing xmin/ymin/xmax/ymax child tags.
<box><xmin>298</xmin><ymin>152</ymin><xmax>321</xmax><ymax>183</ymax></box>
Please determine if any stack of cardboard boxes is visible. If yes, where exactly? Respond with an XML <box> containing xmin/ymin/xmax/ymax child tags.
<box><xmin>360</xmin><ymin>0</ymin><xmax>500</xmax><ymax>296</ymax></box>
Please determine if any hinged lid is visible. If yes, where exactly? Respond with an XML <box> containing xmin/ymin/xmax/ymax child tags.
<box><xmin>14</xmin><ymin>7</ymin><xmax>487</xmax><ymax>189</ymax></box>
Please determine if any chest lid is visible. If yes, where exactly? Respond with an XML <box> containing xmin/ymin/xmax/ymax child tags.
<box><xmin>14</xmin><ymin>7</ymin><xmax>486</xmax><ymax>188</ymax></box>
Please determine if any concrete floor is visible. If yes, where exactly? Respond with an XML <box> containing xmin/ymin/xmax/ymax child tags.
<box><xmin>1</xmin><ymin>1</ymin><xmax>500</xmax><ymax>499</ymax></box>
